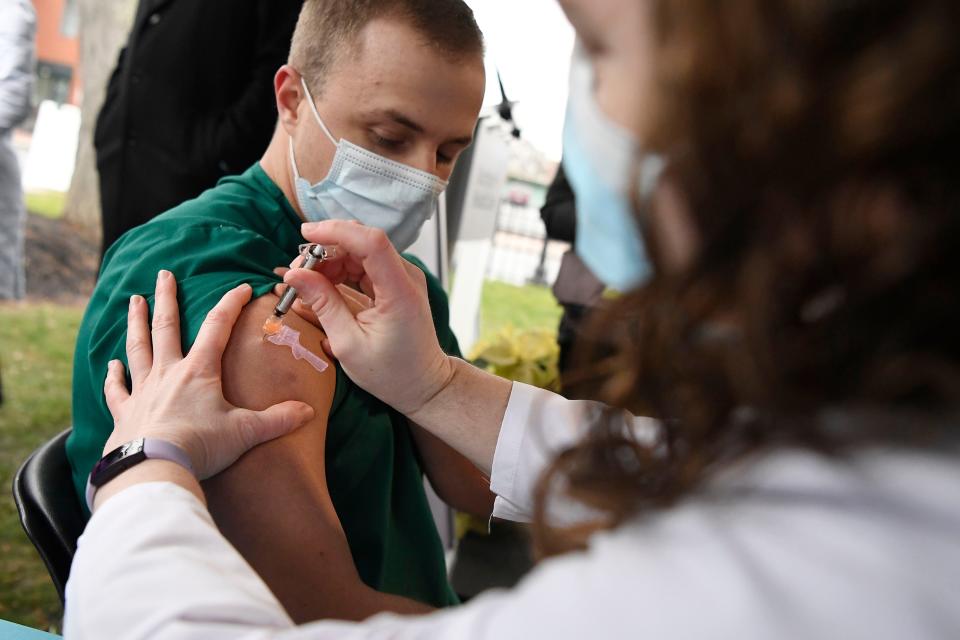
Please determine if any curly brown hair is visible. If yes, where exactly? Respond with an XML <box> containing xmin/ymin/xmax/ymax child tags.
<box><xmin>535</xmin><ymin>0</ymin><xmax>960</xmax><ymax>556</ymax></box>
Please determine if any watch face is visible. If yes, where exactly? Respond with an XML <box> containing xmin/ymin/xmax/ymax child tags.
<box><xmin>90</xmin><ymin>438</ymin><xmax>147</xmax><ymax>487</ymax></box>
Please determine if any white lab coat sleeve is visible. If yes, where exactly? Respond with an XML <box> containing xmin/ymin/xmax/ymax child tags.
<box><xmin>65</xmin><ymin>482</ymin><xmax>295</xmax><ymax>639</ymax></box>
<box><xmin>64</xmin><ymin>481</ymin><xmax>605</xmax><ymax>640</ymax></box>
<box><xmin>64</xmin><ymin>389</ymin><xmax>662</xmax><ymax>639</ymax></box>
<box><xmin>63</xmin><ymin>450</ymin><xmax>960</xmax><ymax>639</ymax></box>
<box><xmin>489</xmin><ymin>382</ymin><xmax>660</xmax><ymax>523</ymax></box>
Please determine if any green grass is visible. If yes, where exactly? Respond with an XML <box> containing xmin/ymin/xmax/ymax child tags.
<box><xmin>24</xmin><ymin>191</ymin><xmax>66</xmax><ymax>220</ymax></box>
<box><xmin>0</xmin><ymin>281</ymin><xmax>558</xmax><ymax>631</ymax></box>
<box><xmin>0</xmin><ymin>303</ymin><xmax>83</xmax><ymax>632</ymax></box>
<box><xmin>478</xmin><ymin>281</ymin><xmax>562</xmax><ymax>340</ymax></box>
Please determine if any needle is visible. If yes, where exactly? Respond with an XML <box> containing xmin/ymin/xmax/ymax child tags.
<box><xmin>262</xmin><ymin>243</ymin><xmax>338</xmax><ymax>335</ymax></box>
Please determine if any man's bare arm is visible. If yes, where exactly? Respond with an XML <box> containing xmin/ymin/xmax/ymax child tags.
<box><xmin>201</xmin><ymin>293</ymin><xmax>432</xmax><ymax>623</ymax></box>
<box><xmin>271</xmin><ymin>278</ymin><xmax>493</xmax><ymax>517</ymax></box>
<box><xmin>409</xmin><ymin>422</ymin><xmax>494</xmax><ymax>518</ymax></box>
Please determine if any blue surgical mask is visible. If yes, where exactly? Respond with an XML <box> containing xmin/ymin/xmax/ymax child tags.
<box><xmin>289</xmin><ymin>77</ymin><xmax>447</xmax><ymax>252</ymax></box>
<box><xmin>562</xmin><ymin>45</ymin><xmax>663</xmax><ymax>291</ymax></box>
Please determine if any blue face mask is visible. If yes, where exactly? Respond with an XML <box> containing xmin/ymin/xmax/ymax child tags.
<box><xmin>562</xmin><ymin>46</ymin><xmax>663</xmax><ymax>291</ymax></box>
<box><xmin>289</xmin><ymin>77</ymin><xmax>448</xmax><ymax>252</ymax></box>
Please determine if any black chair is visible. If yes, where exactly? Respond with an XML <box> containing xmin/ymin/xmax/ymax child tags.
<box><xmin>12</xmin><ymin>428</ymin><xmax>88</xmax><ymax>604</ymax></box>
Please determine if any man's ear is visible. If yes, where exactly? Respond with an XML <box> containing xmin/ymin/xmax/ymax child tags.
<box><xmin>275</xmin><ymin>65</ymin><xmax>304</xmax><ymax>136</ymax></box>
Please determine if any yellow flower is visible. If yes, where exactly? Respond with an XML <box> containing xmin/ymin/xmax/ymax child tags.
<box><xmin>469</xmin><ymin>327</ymin><xmax>560</xmax><ymax>391</ymax></box>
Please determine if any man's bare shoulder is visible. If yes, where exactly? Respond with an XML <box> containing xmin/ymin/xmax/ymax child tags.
<box><xmin>221</xmin><ymin>293</ymin><xmax>336</xmax><ymax>417</ymax></box>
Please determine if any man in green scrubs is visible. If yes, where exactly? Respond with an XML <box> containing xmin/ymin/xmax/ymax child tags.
<box><xmin>69</xmin><ymin>0</ymin><xmax>491</xmax><ymax>622</ymax></box>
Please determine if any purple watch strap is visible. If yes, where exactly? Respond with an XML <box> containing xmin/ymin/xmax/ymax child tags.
<box><xmin>85</xmin><ymin>438</ymin><xmax>195</xmax><ymax>512</ymax></box>
<box><xmin>142</xmin><ymin>439</ymin><xmax>195</xmax><ymax>473</ymax></box>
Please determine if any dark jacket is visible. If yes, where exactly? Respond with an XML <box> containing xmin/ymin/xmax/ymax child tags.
<box><xmin>540</xmin><ymin>164</ymin><xmax>605</xmax><ymax>378</ymax></box>
<box><xmin>539</xmin><ymin>162</ymin><xmax>577</xmax><ymax>244</ymax></box>
<box><xmin>94</xmin><ymin>0</ymin><xmax>302</xmax><ymax>256</ymax></box>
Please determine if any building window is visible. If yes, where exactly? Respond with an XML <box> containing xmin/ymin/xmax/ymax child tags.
<box><xmin>35</xmin><ymin>61</ymin><xmax>73</xmax><ymax>106</ymax></box>
<box><xmin>61</xmin><ymin>0</ymin><xmax>80</xmax><ymax>38</ymax></box>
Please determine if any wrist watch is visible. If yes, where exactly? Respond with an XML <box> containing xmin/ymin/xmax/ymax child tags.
<box><xmin>85</xmin><ymin>438</ymin><xmax>194</xmax><ymax>512</ymax></box>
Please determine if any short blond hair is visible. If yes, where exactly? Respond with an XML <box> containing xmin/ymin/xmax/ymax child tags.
<box><xmin>289</xmin><ymin>0</ymin><xmax>484</xmax><ymax>95</ymax></box>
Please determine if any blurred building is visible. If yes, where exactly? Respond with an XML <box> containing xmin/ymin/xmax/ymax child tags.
<box><xmin>11</xmin><ymin>0</ymin><xmax>80</xmax><ymax>192</ymax></box>
<box><xmin>507</xmin><ymin>136</ymin><xmax>558</xmax><ymax>188</ymax></box>
<box><xmin>28</xmin><ymin>0</ymin><xmax>80</xmax><ymax>126</ymax></box>
<box><xmin>484</xmin><ymin>137</ymin><xmax>564</xmax><ymax>287</ymax></box>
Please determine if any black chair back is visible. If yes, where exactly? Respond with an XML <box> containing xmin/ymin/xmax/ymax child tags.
<box><xmin>12</xmin><ymin>428</ymin><xmax>87</xmax><ymax>604</ymax></box>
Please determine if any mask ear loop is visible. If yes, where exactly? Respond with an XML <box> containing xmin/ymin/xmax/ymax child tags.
<box><xmin>300</xmin><ymin>76</ymin><xmax>339</xmax><ymax>146</ymax></box>
<box><xmin>288</xmin><ymin>137</ymin><xmax>303</xmax><ymax>181</ymax></box>
<box><xmin>289</xmin><ymin>74</ymin><xmax>338</xmax><ymax>182</ymax></box>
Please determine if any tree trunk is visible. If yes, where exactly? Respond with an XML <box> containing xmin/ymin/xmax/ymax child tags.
<box><xmin>63</xmin><ymin>0</ymin><xmax>136</xmax><ymax>231</ymax></box>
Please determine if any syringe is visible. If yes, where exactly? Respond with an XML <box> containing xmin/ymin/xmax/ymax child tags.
<box><xmin>263</xmin><ymin>243</ymin><xmax>338</xmax><ymax>335</ymax></box>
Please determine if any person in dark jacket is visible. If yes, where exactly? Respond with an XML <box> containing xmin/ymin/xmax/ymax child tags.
<box><xmin>540</xmin><ymin>163</ymin><xmax>605</xmax><ymax>382</ymax></box>
<box><xmin>94</xmin><ymin>0</ymin><xmax>303</xmax><ymax>258</ymax></box>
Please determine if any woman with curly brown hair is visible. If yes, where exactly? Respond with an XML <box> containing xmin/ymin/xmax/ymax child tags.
<box><xmin>67</xmin><ymin>0</ymin><xmax>960</xmax><ymax>637</ymax></box>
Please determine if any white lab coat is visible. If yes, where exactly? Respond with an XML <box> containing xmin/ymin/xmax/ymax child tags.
<box><xmin>65</xmin><ymin>383</ymin><xmax>960</xmax><ymax>639</ymax></box>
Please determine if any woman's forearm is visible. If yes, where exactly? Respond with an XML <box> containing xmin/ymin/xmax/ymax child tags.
<box><xmin>406</xmin><ymin>357</ymin><xmax>512</xmax><ymax>476</ymax></box>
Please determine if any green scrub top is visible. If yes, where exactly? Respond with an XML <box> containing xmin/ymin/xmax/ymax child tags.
<box><xmin>68</xmin><ymin>163</ymin><xmax>461</xmax><ymax>607</ymax></box>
